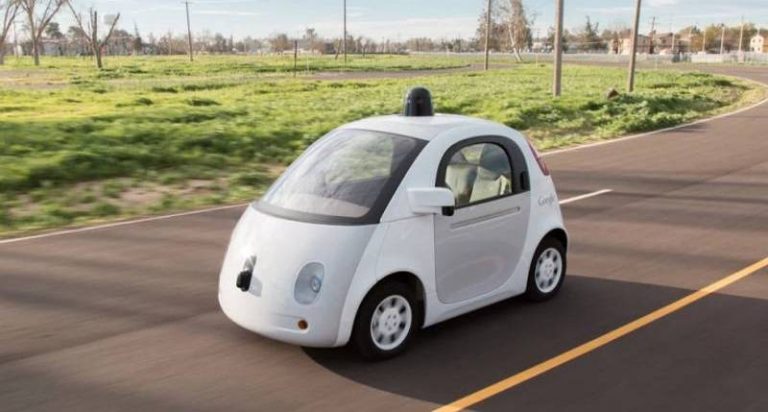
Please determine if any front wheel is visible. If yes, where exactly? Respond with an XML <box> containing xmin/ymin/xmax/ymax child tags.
<box><xmin>351</xmin><ymin>282</ymin><xmax>419</xmax><ymax>360</ymax></box>
<box><xmin>525</xmin><ymin>237</ymin><xmax>567</xmax><ymax>301</ymax></box>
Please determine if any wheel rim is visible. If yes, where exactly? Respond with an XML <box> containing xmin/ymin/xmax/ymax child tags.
<box><xmin>370</xmin><ymin>295</ymin><xmax>412</xmax><ymax>351</ymax></box>
<box><xmin>534</xmin><ymin>247</ymin><xmax>563</xmax><ymax>294</ymax></box>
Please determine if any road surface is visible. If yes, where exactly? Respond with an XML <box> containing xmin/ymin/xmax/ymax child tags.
<box><xmin>1</xmin><ymin>66</ymin><xmax>767</xmax><ymax>412</ymax></box>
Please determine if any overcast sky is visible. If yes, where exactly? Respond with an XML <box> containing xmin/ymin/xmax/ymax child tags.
<box><xmin>51</xmin><ymin>0</ymin><xmax>768</xmax><ymax>40</ymax></box>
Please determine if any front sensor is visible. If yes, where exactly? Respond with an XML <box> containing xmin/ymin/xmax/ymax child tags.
<box><xmin>236</xmin><ymin>269</ymin><xmax>252</xmax><ymax>292</ymax></box>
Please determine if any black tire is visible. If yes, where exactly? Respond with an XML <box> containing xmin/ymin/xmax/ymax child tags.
<box><xmin>351</xmin><ymin>281</ymin><xmax>420</xmax><ymax>360</ymax></box>
<box><xmin>525</xmin><ymin>237</ymin><xmax>567</xmax><ymax>302</ymax></box>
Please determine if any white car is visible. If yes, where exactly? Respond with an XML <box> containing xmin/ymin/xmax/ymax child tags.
<box><xmin>219</xmin><ymin>88</ymin><xmax>568</xmax><ymax>359</ymax></box>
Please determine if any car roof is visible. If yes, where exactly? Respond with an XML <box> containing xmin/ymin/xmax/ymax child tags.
<box><xmin>339</xmin><ymin>114</ymin><xmax>506</xmax><ymax>142</ymax></box>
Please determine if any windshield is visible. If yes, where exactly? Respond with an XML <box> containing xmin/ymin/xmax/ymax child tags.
<box><xmin>258</xmin><ymin>129</ymin><xmax>425</xmax><ymax>224</ymax></box>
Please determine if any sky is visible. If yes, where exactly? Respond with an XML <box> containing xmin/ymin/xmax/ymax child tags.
<box><xmin>49</xmin><ymin>0</ymin><xmax>768</xmax><ymax>40</ymax></box>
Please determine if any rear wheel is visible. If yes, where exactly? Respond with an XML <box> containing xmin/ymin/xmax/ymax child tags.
<box><xmin>525</xmin><ymin>237</ymin><xmax>566</xmax><ymax>301</ymax></box>
<box><xmin>352</xmin><ymin>282</ymin><xmax>419</xmax><ymax>360</ymax></box>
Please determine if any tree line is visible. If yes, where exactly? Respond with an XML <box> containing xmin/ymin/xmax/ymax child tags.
<box><xmin>0</xmin><ymin>0</ymin><xmax>474</xmax><ymax>69</ymax></box>
<box><xmin>0</xmin><ymin>0</ymin><xmax>120</xmax><ymax>67</ymax></box>
<box><xmin>1</xmin><ymin>0</ymin><xmax>766</xmax><ymax>70</ymax></box>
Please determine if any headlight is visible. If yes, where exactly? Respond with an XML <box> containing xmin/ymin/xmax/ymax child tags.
<box><xmin>294</xmin><ymin>262</ymin><xmax>324</xmax><ymax>305</ymax></box>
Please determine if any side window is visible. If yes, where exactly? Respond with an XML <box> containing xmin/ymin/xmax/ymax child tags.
<box><xmin>442</xmin><ymin>143</ymin><xmax>513</xmax><ymax>207</ymax></box>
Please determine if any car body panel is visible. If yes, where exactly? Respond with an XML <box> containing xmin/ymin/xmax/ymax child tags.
<box><xmin>218</xmin><ymin>114</ymin><xmax>567</xmax><ymax>347</ymax></box>
<box><xmin>218</xmin><ymin>206</ymin><xmax>375</xmax><ymax>346</ymax></box>
<box><xmin>434</xmin><ymin>191</ymin><xmax>531</xmax><ymax>303</ymax></box>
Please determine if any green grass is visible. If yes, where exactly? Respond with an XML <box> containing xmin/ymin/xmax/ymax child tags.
<box><xmin>0</xmin><ymin>54</ymin><xmax>477</xmax><ymax>86</ymax></box>
<box><xmin>0</xmin><ymin>57</ymin><xmax>763</xmax><ymax>236</ymax></box>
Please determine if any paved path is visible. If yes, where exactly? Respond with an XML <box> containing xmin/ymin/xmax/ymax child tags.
<box><xmin>1</xmin><ymin>66</ymin><xmax>766</xmax><ymax>412</ymax></box>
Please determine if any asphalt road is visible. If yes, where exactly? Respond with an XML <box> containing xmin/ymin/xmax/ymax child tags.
<box><xmin>1</xmin><ymin>66</ymin><xmax>767</xmax><ymax>412</ymax></box>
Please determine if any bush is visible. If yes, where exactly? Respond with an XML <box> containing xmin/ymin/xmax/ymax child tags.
<box><xmin>181</xmin><ymin>83</ymin><xmax>235</xmax><ymax>92</ymax></box>
<box><xmin>91</xmin><ymin>202</ymin><xmax>121</xmax><ymax>217</ymax></box>
<box><xmin>186</xmin><ymin>97</ymin><xmax>220</xmax><ymax>107</ymax></box>
<box><xmin>134</xmin><ymin>97</ymin><xmax>154</xmax><ymax>106</ymax></box>
<box><xmin>0</xmin><ymin>206</ymin><xmax>11</xmax><ymax>227</ymax></box>
<box><xmin>232</xmin><ymin>171</ymin><xmax>270</xmax><ymax>186</ymax></box>
<box><xmin>151</xmin><ymin>86</ymin><xmax>178</xmax><ymax>93</ymax></box>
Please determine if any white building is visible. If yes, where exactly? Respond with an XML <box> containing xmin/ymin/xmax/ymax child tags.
<box><xmin>620</xmin><ymin>34</ymin><xmax>651</xmax><ymax>54</ymax></box>
<box><xmin>751</xmin><ymin>32</ymin><xmax>765</xmax><ymax>53</ymax></box>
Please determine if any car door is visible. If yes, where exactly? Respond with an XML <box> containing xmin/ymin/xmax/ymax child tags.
<box><xmin>434</xmin><ymin>137</ymin><xmax>531</xmax><ymax>304</ymax></box>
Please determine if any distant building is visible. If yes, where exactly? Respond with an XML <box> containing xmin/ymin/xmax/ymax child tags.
<box><xmin>41</xmin><ymin>40</ymin><xmax>64</xmax><ymax>57</ymax></box>
<box><xmin>621</xmin><ymin>31</ymin><xmax>693</xmax><ymax>55</ymax></box>
<box><xmin>620</xmin><ymin>34</ymin><xmax>651</xmax><ymax>54</ymax></box>
<box><xmin>531</xmin><ymin>40</ymin><xmax>548</xmax><ymax>53</ymax></box>
<box><xmin>750</xmin><ymin>32</ymin><xmax>765</xmax><ymax>53</ymax></box>
<box><xmin>675</xmin><ymin>31</ymin><xmax>696</xmax><ymax>54</ymax></box>
<box><xmin>654</xmin><ymin>32</ymin><xmax>676</xmax><ymax>54</ymax></box>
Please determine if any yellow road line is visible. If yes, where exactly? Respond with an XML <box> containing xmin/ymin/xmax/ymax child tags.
<box><xmin>435</xmin><ymin>256</ymin><xmax>768</xmax><ymax>412</ymax></box>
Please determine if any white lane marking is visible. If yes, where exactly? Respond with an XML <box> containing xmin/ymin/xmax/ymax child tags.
<box><xmin>0</xmin><ymin>203</ymin><xmax>248</xmax><ymax>245</ymax></box>
<box><xmin>0</xmin><ymin>189</ymin><xmax>611</xmax><ymax>245</ymax></box>
<box><xmin>1</xmin><ymin>74</ymin><xmax>764</xmax><ymax>245</ymax></box>
<box><xmin>559</xmin><ymin>189</ymin><xmax>613</xmax><ymax>205</ymax></box>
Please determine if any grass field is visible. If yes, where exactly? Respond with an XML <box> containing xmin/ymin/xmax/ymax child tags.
<box><xmin>0</xmin><ymin>55</ymin><xmax>763</xmax><ymax>236</ymax></box>
<box><xmin>0</xmin><ymin>54</ymin><xmax>477</xmax><ymax>88</ymax></box>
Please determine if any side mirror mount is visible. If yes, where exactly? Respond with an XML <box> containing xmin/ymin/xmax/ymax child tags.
<box><xmin>407</xmin><ymin>188</ymin><xmax>456</xmax><ymax>216</ymax></box>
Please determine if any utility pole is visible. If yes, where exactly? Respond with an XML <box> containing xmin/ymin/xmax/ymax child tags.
<box><xmin>649</xmin><ymin>16</ymin><xmax>656</xmax><ymax>54</ymax></box>
<box><xmin>627</xmin><ymin>0</ymin><xmax>642</xmax><ymax>93</ymax></box>
<box><xmin>12</xmin><ymin>20</ymin><xmax>19</xmax><ymax>58</ymax></box>
<box><xmin>687</xmin><ymin>26</ymin><xmax>693</xmax><ymax>54</ymax></box>
<box><xmin>719</xmin><ymin>24</ymin><xmax>726</xmax><ymax>55</ymax></box>
<box><xmin>738</xmin><ymin>17</ymin><xmax>744</xmax><ymax>54</ymax></box>
<box><xmin>167</xmin><ymin>29</ymin><xmax>173</xmax><ymax>56</ymax></box>
<box><xmin>183</xmin><ymin>1</ymin><xmax>194</xmax><ymax>62</ymax></box>
<box><xmin>293</xmin><ymin>40</ymin><xmax>298</xmax><ymax>77</ymax></box>
<box><xmin>671</xmin><ymin>32</ymin><xmax>676</xmax><ymax>54</ymax></box>
<box><xmin>553</xmin><ymin>0</ymin><xmax>564</xmax><ymax>96</ymax></box>
<box><xmin>484</xmin><ymin>0</ymin><xmax>492</xmax><ymax>71</ymax></box>
<box><xmin>342</xmin><ymin>0</ymin><xmax>347</xmax><ymax>65</ymax></box>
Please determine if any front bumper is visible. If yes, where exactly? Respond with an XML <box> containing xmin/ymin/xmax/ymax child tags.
<box><xmin>217</xmin><ymin>206</ymin><xmax>376</xmax><ymax>348</ymax></box>
<box><xmin>218</xmin><ymin>284</ymin><xmax>344</xmax><ymax>347</ymax></box>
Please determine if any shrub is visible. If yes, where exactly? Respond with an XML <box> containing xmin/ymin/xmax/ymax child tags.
<box><xmin>134</xmin><ymin>97</ymin><xmax>154</xmax><ymax>106</ymax></box>
<box><xmin>232</xmin><ymin>171</ymin><xmax>270</xmax><ymax>186</ymax></box>
<box><xmin>91</xmin><ymin>202</ymin><xmax>121</xmax><ymax>217</ymax></box>
<box><xmin>151</xmin><ymin>86</ymin><xmax>178</xmax><ymax>93</ymax></box>
<box><xmin>187</xmin><ymin>97</ymin><xmax>220</xmax><ymax>106</ymax></box>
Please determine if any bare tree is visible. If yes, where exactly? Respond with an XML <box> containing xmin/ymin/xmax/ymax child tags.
<box><xmin>0</xmin><ymin>0</ymin><xmax>20</xmax><ymax>65</ymax></box>
<box><xmin>66</xmin><ymin>1</ymin><xmax>120</xmax><ymax>69</ymax></box>
<box><xmin>269</xmin><ymin>33</ymin><xmax>290</xmax><ymax>54</ymax></box>
<box><xmin>302</xmin><ymin>27</ymin><xmax>319</xmax><ymax>53</ymax></box>
<box><xmin>19</xmin><ymin>0</ymin><xmax>65</xmax><ymax>65</ymax></box>
<box><xmin>498</xmin><ymin>0</ymin><xmax>532</xmax><ymax>61</ymax></box>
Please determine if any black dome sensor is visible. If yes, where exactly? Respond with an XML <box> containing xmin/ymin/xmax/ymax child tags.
<box><xmin>403</xmin><ymin>87</ymin><xmax>434</xmax><ymax>117</ymax></box>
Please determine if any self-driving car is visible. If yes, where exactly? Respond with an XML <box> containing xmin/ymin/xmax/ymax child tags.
<box><xmin>219</xmin><ymin>88</ymin><xmax>568</xmax><ymax>359</ymax></box>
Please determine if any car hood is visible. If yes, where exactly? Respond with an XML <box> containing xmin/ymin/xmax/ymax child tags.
<box><xmin>219</xmin><ymin>205</ymin><xmax>377</xmax><ymax>299</ymax></box>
